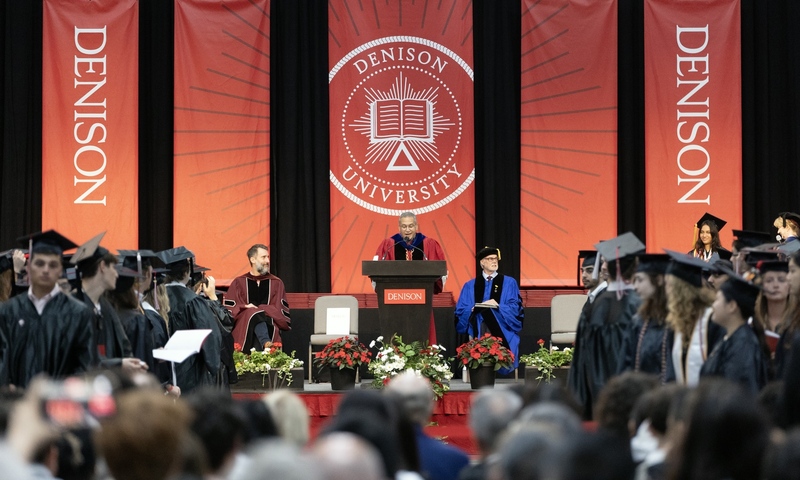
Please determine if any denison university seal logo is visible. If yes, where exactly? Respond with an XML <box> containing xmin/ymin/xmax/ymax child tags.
<box><xmin>330</xmin><ymin>36</ymin><xmax>475</xmax><ymax>215</ymax></box>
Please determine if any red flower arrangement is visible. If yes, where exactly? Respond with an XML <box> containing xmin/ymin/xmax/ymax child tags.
<box><xmin>314</xmin><ymin>336</ymin><xmax>372</xmax><ymax>370</ymax></box>
<box><xmin>456</xmin><ymin>333</ymin><xmax>514</xmax><ymax>371</ymax></box>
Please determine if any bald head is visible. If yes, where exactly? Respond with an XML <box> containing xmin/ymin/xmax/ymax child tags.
<box><xmin>310</xmin><ymin>433</ymin><xmax>385</xmax><ymax>480</ymax></box>
<box><xmin>384</xmin><ymin>371</ymin><xmax>434</xmax><ymax>425</ymax></box>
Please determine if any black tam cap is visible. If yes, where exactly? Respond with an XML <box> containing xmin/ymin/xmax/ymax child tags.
<box><xmin>733</xmin><ymin>230</ymin><xmax>774</xmax><ymax>249</ymax></box>
<box><xmin>17</xmin><ymin>230</ymin><xmax>77</xmax><ymax>257</ymax></box>
<box><xmin>778</xmin><ymin>212</ymin><xmax>800</xmax><ymax>226</ymax></box>
<box><xmin>718</xmin><ymin>272</ymin><xmax>761</xmax><ymax>316</ymax></box>
<box><xmin>117</xmin><ymin>249</ymin><xmax>163</xmax><ymax>272</ymax></box>
<box><xmin>636</xmin><ymin>253</ymin><xmax>670</xmax><ymax>275</ymax></box>
<box><xmin>696</xmin><ymin>212</ymin><xmax>727</xmax><ymax>231</ymax></box>
<box><xmin>595</xmin><ymin>233</ymin><xmax>645</xmax><ymax>261</ymax></box>
<box><xmin>745</xmin><ymin>250</ymin><xmax>780</xmax><ymax>268</ymax></box>
<box><xmin>477</xmin><ymin>247</ymin><xmax>501</xmax><ymax>261</ymax></box>
<box><xmin>665</xmin><ymin>249</ymin><xmax>712</xmax><ymax>288</ymax></box>
<box><xmin>70</xmin><ymin>232</ymin><xmax>111</xmax><ymax>273</ymax></box>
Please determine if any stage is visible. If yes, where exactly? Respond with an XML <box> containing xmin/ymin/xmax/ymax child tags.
<box><xmin>231</xmin><ymin>379</ymin><xmax>526</xmax><ymax>456</ymax></box>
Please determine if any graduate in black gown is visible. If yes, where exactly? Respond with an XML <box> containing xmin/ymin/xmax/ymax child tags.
<box><xmin>568</xmin><ymin>233</ymin><xmax>643</xmax><ymax>420</ymax></box>
<box><xmin>618</xmin><ymin>254</ymin><xmax>674</xmax><ymax>383</ymax></box>
<box><xmin>700</xmin><ymin>272</ymin><xmax>767</xmax><ymax>393</ymax></box>
<box><xmin>70</xmin><ymin>232</ymin><xmax>147</xmax><ymax>375</ymax></box>
<box><xmin>0</xmin><ymin>231</ymin><xmax>97</xmax><ymax>387</ymax></box>
<box><xmin>158</xmin><ymin>247</ymin><xmax>224</xmax><ymax>394</ymax></box>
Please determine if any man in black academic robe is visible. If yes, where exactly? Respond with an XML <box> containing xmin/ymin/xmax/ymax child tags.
<box><xmin>159</xmin><ymin>247</ymin><xmax>224</xmax><ymax>394</ymax></box>
<box><xmin>0</xmin><ymin>230</ymin><xmax>97</xmax><ymax>388</ymax></box>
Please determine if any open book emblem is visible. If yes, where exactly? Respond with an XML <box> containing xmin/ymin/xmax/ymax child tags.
<box><xmin>351</xmin><ymin>73</ymin><xmax>452</xmax><ymax>171</ymax></box>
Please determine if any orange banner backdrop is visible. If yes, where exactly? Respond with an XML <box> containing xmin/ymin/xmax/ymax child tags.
<box><xmin>174</xmin><ymin>0</ymin><xmax>270</xmax><ymax>281</ymax></box>
<box><xmin>519</xmin><ymin>0</ymin><xmax>618</xmax><ymax>286</ymax></box>
<box><xmin>42</xmin><ymin>0</ymin><xmax>139</xmax><ymax>250</ymax></box>
<box><xmin>644</xmin><ymin>0</ymin><xmax>742</xmax><ymax>252</ymax></box>
<box><xmin>328</xmin><ymin>1</ymin><xmax>475</xmax><ymax>294</ymax></box>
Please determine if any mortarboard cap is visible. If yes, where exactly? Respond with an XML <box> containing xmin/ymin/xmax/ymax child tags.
<box><xmin>117</xmin><ymin>249</ymin><xmax>164</xmax><ymax>272</ymax></box>
<box><xmin>757</xmin><ymin>259</ymin><xmax>788</xmax><ymax>274</ymax></box>
<box><xmin>717</xmin><ymin>248</ymin><xmax>733</xmax><ymax>261</ymax></box>
<box><xmin>732</xmin><ymin>230</ymin><xmax>774</xmax><ymax>249</ymax></box>
<box><xmin>0</xmin><ymin>250</ymin><xmax>14</xmax><ymax>274</ymax></box>
<box><xmin>745</xmin><ymin>250</ymin><xmax>780</xmax><ymax>268</ymax></box>
<box><xmin>665</xmin><ymin>249</ymin><xmax>712</xmax><ymax>288</ymax></box>
<box><xmin>17</xmin><ymin>230</ymin><xmax>77</xmax><ymax>257</ymax></box>
<box><xmin>696</xmin><ymin>213</ymin><xmax>727</xmax><ymax>231</ymax></box>
<box><xmin>578</xmin><ymin>250</ymin><xmax>597</xmax><ymax>268</ymax></box>
<box><xmin>70</xmin><ymin>232</ymin><xmax>111</xmax><ymax>272</ymax></box>
<box><xmin>717</xmin><ymin>270</ymin><xmax>761</xmax><ymax>315</ymax></box>
<box><xmin>156</xmin><ymin>247</ymin><xmax>195</xmax><ymax>266</ymax></box>
<box><xmin>594</xmin><ymin>232</ymin><xmax>645</xmax><ymax>261</ymax></box>
<box><xmin>476</xmin><ymin>247</ymin><xmax>501</xmax><ymax>261</ymax></box>
<box><xmin>635</xmin><ymin>253</ymin><xmax>670</xmax><ymax>275</ymax></box>
<box><xmin>710</xmin><ymin>258</ymin><xmax>734</xmax><ymax>273</ymax></box>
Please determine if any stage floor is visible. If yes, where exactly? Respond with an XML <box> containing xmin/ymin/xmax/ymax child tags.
<box><xmin>298</xmin><ymin>377</ymin><xmax>523</xmax><ymax>393</ymax></box>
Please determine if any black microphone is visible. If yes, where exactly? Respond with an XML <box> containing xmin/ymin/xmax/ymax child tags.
<box><xmin>380</xmin><ymin>240</ymin><xmax>404</xmax><ymax>261</ymax></box>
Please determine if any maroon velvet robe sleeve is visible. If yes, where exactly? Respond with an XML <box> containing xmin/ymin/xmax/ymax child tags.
<box><xmin>375</xmin><ymin>238</ymin><xmax>397</xmax><ymax>260</ymax></box>
<box><xmin>423</xmin><ymin>237</ymin><xmax>447</xmax><ymax>293</ymax></box>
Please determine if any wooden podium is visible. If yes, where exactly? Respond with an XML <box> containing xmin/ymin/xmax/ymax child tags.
<box><xmin>362</xmin><ymin>260</ymin><xmax>447</xmax><ymax>344</ymax></box>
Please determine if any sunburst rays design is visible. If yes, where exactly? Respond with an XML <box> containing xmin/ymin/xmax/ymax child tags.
<box><xmin>519</xmin><ymin>1</ymin><xmax>617</xmax><ymax>286</ymax></box>
<box><xmin>349</xmin><ymin>73</ymin><xmax>453</xmax><ymax>167</ymax></box>
<box><xmin>329</xmin><ymin>0</ymin><xmax>476</xmax><ymax>296</ymax></box>
<box><xmin>173</xmin><ymin>0</ymin><xmax>271</xmax><ymax>280</ymax></box>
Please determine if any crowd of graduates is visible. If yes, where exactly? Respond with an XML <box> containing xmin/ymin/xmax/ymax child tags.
<box><xmin>2</xmin><ymin>211</ymin><xmax>800</xmax><ymax>479</ymax></box>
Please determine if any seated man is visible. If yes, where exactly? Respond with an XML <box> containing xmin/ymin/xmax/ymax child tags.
<box><xmin>223</xmin><ymin>244</ymin><xmax>290</xmax><ymax>351</ymax></box>
<box><xmin>455</xmin><ymin>247</ymin><xmax>523</xmax><ymax>375</ymax></box>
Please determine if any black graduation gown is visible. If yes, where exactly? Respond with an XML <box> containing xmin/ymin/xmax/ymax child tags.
<box><xmin>568</xmin><ymin>288</ymin><xmax>640</xmax><ymax>419</ymax></box>
<box><xmin>618</xmin><ymin>314</ymin><xmax>675</xmax><ymax>383</ymax></box>
<box><xmin>165</xmin><ymin>284</ymin><xmax>223</xmax><ymax>393</ymax></box>
<box><xmin>700</xmin><ymin>324</ymin><xmax>767</xmax><ymax>393</ymax></box>
<box><xmin>142</xmin><ymin>308</ymin><xmax>171</xmax><ymax>384</ymax></box>
<box><xmin>0</xmin><ymin>293</ymin><xmax>97</xmax><ymax>388</ymax></box>
<box><xmin>73</xmin><ymin>292</ymin><xmax>132</xmax><ymax>367</ymax></box>
<box><xmin>117</xmin><ymin>308</ymin><xmax>156</xmax><ymax>372</ymax></box>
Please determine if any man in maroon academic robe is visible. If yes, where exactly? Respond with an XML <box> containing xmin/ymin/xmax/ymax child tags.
<box><xmin>374</xmin><ymin>212</ymin><xmax>447</xmax><ymax>343</ymax></box>
<box><xmin>223</xmin><ymin>244</ymin><xmax>290</xmax><ymax>351</ymax></box>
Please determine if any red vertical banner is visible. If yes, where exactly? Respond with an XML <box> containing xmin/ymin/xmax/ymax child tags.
<box><xmin>645</xmin><ymin>0</ymin><xmax>742</xmax><ymax>252</ymax></box>
<box><xmin>174</xmin><ymin>0</ymin><xmax>270</xmax><ymax>281</ymax></box>
<box><xmin>520</xmin><ymin>0</ymin><xmax>618</xmax><ymax>286</ymax></box>
<box><xmin>42</xmin><ymin>0</ymin><xmax>139</xmax><ymax>250</ymax></box>
<box><xmin>329</xmin><ymin>1</ymin><xmax>475</xmax><ymax>294</ymax></box>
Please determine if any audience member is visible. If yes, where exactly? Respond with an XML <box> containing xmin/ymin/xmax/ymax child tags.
<box><xmin>310</xmin><ymin>432</ymin><xmax>385</xmax><ymax>480</ymax></box>
<box><xmin>262</xmin><ymin>390</ymin><xmax>310</xmax><ymax>447</ymax></box>
<box><xmin>460</xmin><ymin>389</ymin><xmax>522</xmax><ymax>480</ymax></box>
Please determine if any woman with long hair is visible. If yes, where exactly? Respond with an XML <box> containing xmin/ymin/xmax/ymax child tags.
<box><xmin>664</xmin><ymin>251</ymin><xmax>725</xmax><ymax>386</ymax></box>
<box><xmin>754</xmin><ymin>259</ymin><xmax>792</xmax><ymax>334</ymax></box>
<box><xmin>691</xmin><ymin>213</ymin><xmax>727</xmax><ymax>263</ymax></box>
<box><xmin>618</xmin><ymin>254</ymin><xmax>674</xmax><ymax>383</ymax></box>
<box><xmin>775</xmin><ymin>250</ymin><xmax>800</xmax><ymax>378</ymax></box>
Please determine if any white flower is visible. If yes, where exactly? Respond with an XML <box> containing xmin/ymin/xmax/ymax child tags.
<box><xmin>369</xmin><ymin>340</ymin><xmax>376</xmax><ymax>348</ymax></box>
<box><xmin>376</xmin><ymin>336</ymin><xmax>384</xmax><ymax>342</ymax></box>
<box><xmin>551</xmin><ymin>346</ymin><xmax>559</xmax><ymax>351</ymax></box>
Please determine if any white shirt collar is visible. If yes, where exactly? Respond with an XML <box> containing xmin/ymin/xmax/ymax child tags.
<box><xmin>482</xmin><ymin>271</ymin><xmax>497</xmax><ymax>280</ymax></box>
<box><xmin>27</xmin><ymin>283</ymin><xmax>62</xmax><ymax>315</ymax></box>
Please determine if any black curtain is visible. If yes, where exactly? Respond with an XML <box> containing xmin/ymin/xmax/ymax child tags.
<box><xmin>474</xmin><ymin>0</ymin><xmax>522</xmax><ymax>281</ymax></box>
<box><xmin>138</xmin><ymin>0</ymin><xmax>175</xmax><ymax>251</ymax></box>
<box><xmin>3</xmin><ymin>0</ymin><xmax>800</xmax><ymax>289</ymax></box>
<box><xmin>270</xmin><ymin>0</ymin><xmax>331</xmax><ymax>292</ymax></box>
<box><xmin>0</xmin><ymin>1</ymin><xmax>42</xmax><ymax>249</ymax></box>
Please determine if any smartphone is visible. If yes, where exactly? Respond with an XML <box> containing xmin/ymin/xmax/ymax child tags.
<box><xmin>40</xmin><ymin>375</ymin><xmax>116</xmax><ymax>428</ymax></box>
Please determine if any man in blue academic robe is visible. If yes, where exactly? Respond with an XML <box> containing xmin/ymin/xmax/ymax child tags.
<box><xmin>455</xmin><ymin>247</ymin><xmax>523</xmax><ymax>374</ymax></box>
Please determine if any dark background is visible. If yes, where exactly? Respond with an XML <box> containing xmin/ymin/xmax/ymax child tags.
<box><xmin>2</xmin><ymin>0</ymin><xmax>799</xmax><ymax>293</ymax></box>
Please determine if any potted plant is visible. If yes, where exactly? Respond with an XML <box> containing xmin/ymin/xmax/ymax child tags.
<box><xmin>368</xmin><ymin>335</ymin><xmax>454</xmax><ymax>399</ymax></box>
<box><xmin>519</xmin><ymin>339</ymin><xmax>573</xmax><ymax>384</ymax></box>
<box><xmin>232</xmin><ymin>342</ymin><xmax>304</xmax><ymax>390</ymax></box>
<box><xmin>314</xmin><ymin>336</ymin><xmax>372</xmax><ymax>390</ymax></box>
<box><xmin>455</xmin><ymin>334</ymin><xmax>515</xmax><ymax>389</ymax></box>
